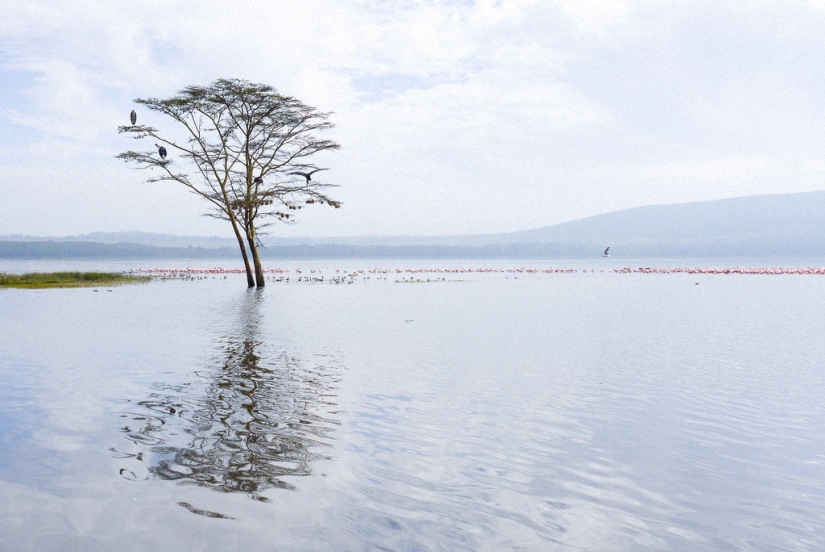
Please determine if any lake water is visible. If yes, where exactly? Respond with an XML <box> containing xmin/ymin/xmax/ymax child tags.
<box><xmin>1</xmin><ymin>259</ymin><xmax>825</xmax><ymax>551</ymax></box>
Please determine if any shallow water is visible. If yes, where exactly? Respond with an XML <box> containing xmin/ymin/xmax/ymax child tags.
<box><xmin>1</xmin><ymin>260</ymin><xmax>825</xmax><ymax>550</ymax></box>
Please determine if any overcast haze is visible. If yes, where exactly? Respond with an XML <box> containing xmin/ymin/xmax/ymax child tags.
<box><xmin>1</xmin><ymin>1</ymin><xmax>824</xmax><ymax>239</ymax></box>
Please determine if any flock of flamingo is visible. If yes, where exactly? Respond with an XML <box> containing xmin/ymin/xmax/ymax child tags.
<box><xmin>127</xmin><ymin>266</ymin><xmax>825</xmax><ymax>281</ymax></box>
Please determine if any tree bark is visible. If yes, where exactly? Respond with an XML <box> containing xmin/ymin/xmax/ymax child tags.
<box><xmin>245</xmin><ymin>226</ymin><xmax>265</xmax><ymax>288</ymax></box>
<box><xmin>237</xmin><ymin>232</ymin><xmax>256</xmax><ymax>288</ymax></box>
<box><xmin>229</xmin><ymin>213</ymin><xmax>255</xmax><ymax>287</ymax></box>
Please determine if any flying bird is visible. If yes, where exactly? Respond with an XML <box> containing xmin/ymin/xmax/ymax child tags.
<box><xmin>287</xmin><ymin>168</ymin><xmax>328</xmax><ymax>182</ymax></box>
<box><xmin>130</xmin><ymin>110</ymin><xmax>136</xmax><ymax>125</ymax></box>
<box><xmin>602</xmin><ymin>247</ymin><xmax>610</xmax><ymax>257</ymax></box>
<box><xmin>155</xmin><ymin>143</ymin><xmax>167</xmax><ymax>159</ymax></box>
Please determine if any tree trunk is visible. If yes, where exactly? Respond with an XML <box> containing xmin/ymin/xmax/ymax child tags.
<box><xmin>229</xmin><ymin>215</ymin><xmax>255</xmax><ymax>287</ymax></box>
<box><xmin>237</xmin><ymin>233</ymin><xmax>256</xmax><ymax>288</ymax></box>
<box><xmin>221</xmin><ymin>188</ymin><xmax>255</xmax><ymax>287</ymax></box>
<box><xmin>245</xmin><ymin>227</ymin><xmax>265</xmax><ymax>288</ymax></box>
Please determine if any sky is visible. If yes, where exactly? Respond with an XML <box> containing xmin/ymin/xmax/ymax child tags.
<box><xmin>1</xmin><ymin>0</ymin><xmax>824</xmax><ymax>238</ymax></box>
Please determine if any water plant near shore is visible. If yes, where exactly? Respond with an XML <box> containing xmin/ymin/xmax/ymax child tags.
<box><xmin>0</xmin><ymin>272</ymin><xmax>149</xmax><ymax>289</ymax></box>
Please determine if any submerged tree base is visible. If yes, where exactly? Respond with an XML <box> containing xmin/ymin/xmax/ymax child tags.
<box><xmin>0</xmin><ymin>272</ymin><xmax>150</xmax><ymax>289</ymax></box>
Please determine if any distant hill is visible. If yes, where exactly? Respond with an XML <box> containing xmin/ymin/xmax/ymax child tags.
<box><xmin>499</xmin><ymin>191</ymin><xmax>825</xmax><ymax>244</ymax></box>
<box><xmin>469</xmin><ymin>190</ymin><xmax>825</xmax><ymax>257</ymax></box>
<box><xmin>0</xmin><ymin>231</ymin><xmax>239</xmax><ymax>249</ymax></box>
<box><xmin>1</xmin><ymin>191</ymin><xmax>823</xmax><ymax>259</ymax></box>
<box><xmin>0</xmin><ymin>240</ymin><xmax>620</xmax><ymax>260</ymax></box>
<box><xmin>0</xmin><ymin>241</ymin><xmax>239</xmax><ymax>259</ymax></box>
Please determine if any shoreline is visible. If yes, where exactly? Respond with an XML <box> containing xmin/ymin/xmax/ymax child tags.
<box><xmin>0</xmin><ymin>271</ymin><xmax>150</xmax><ymax>289</ymax></box>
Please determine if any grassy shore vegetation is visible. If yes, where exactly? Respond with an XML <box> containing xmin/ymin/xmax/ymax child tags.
<box><xmin>0</xmin><ymin>272</ymin><xmax>150</xmax><ymax>289</ymax></box>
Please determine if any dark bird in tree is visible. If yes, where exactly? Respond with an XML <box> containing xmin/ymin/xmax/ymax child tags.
<box><xmin>253</xmin><ymin>176</ymin><xmax>263</xmax><ymax>185</ymax></box>
<box><xmin>130</xmin><ymin>110</ymin><xmax>137</xmax><ymax>125</ymax></box>
<box><xmin>155</xmin><ymin>143</ymin><xmax>167</xmax><ymax>159</ymax></box>
<box><xmin>288</xmin><ymin>168</ymin><xmax>327</xmax><ymax>182</ymax></box>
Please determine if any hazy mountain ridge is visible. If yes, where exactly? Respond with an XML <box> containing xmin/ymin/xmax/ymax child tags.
<box><xmin>2</xmin><ymin>191</ymin><xmax>823</xmax><ymax>259</ymax></box>
<box><xmin>503</xmin><ymin>191</ymin><xmax>825</xmax><ymax>243</ymax></box>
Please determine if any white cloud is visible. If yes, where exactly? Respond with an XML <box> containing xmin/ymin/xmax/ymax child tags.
<box><xmin>552</xmin><ymin>0</ymin><xmax>634</xmax><ymax>37</ymax></box>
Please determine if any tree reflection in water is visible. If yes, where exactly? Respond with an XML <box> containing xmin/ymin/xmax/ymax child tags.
<box><xmin>116</xmin><ymin>290</ymin><xmax>341</xmax><ymax>501</ymax></box>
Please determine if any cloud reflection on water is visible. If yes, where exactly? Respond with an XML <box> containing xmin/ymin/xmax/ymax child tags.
<box><xmin>114</xmin><ymin>289</ymin><xmax>341</xmax><ymax>500</ymax></box>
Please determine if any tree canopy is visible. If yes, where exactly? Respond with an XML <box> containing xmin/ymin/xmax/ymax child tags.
<box><xmin>118</xmin><ymin>78</ymin><xmax>341</xmax><ymax>287</ymax></box>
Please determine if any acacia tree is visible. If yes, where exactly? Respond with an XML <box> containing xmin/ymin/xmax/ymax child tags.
<box><xmin>117</xmin><ymin>79</ymin><xmax>341</xmax><ymax>287</ymax></box>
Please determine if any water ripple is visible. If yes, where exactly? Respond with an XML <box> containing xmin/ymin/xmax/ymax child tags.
<box><xmin>113</xmin><ymin>292</ymin><xmax>341</xmax><ymax>500</ymax></box>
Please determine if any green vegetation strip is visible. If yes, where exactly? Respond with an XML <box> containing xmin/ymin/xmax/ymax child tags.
<box><xmin>0</xmin><ymin>272</ymin><xmax>150</xmax><ymax>289</ymax></box>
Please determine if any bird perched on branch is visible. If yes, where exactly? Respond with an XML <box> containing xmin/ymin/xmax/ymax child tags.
<box><xmin>253</xmin><ymin>176</ymin><xmax>263</xmax><ymax>185</ymax></box>
<box><xmin>287</xmin><ymin>168</ymin><xmax>327</xmax><ymax>183</ymax></box>
<box><xmin>130</xmin><ymin>110</ymin><xmax>137</xmax><ymax>125</ymax></box>
<box><xmin>155</xmin><ymin>143</ymin><xmax>167</xmax><ymax>160</ymax></box>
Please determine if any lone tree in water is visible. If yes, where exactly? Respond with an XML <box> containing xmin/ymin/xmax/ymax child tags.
<box><xmin>117</xmin><ymin>79</ymin><xmax>341</xmax><ymax>287</ymax></box>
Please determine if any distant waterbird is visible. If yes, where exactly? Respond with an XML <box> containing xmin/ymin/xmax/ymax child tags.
<box><xmin>602</xmin><ymin>247</ymin><xmax>610</xmax><ymax>257</ymax></box>
<box><xmin>130</xmin><ymin>110</ymin><xmax>136</xmax><ymax>125</ymax></box>
<box><xmin>155</xmin><ymin>143</ymin><xmax>167</xmax><ymax>160</ymax></box>
<box><xmin>287</xmin><ymin>168</ymin><xmax>327</xmax><ymax>183</ymax></box>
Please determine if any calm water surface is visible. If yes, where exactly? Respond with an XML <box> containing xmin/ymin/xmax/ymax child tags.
<box><xmin>1</xmin><ymin>260</ymin><xmax>824</xmax><ymax>550</ymax></box>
